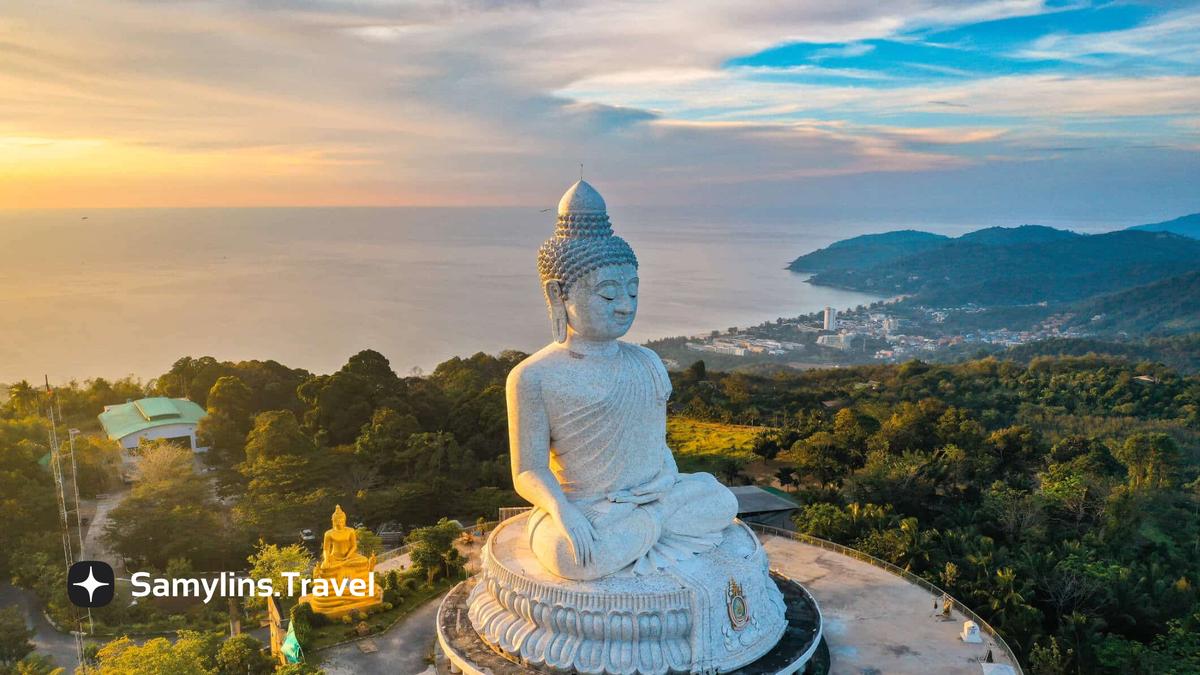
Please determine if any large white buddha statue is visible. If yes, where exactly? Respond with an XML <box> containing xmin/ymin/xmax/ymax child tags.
<box><xmin>508</xmin><ymin>179</ymin><xmax>740</xmax><ymax>581</ymax></box>
<box><xmin>466</xmin><ymin>180</ymin><xmax>791</xmax><ymax>674</ymax></box>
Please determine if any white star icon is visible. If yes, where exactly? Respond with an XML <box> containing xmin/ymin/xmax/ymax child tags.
<box><xmin>73</xmin><ymin>566</ymin><xmax>110</xmax><ymax>603</ymax></box>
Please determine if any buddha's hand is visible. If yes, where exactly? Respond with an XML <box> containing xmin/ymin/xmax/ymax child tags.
<box><xmin>608</xmin><ymin>471</ymin><xmax>677</xmax><ymax>505</ymax></box>
<box><xmin>555</xmin><ymin>502</ymin><xmax>598</xmax><ymax>568</ymax></box>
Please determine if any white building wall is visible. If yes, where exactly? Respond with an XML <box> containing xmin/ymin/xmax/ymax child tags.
<box><xmin>117</xmin><ymin>423</ymin><xmax>205</xmax><ymax>452</ymax></box>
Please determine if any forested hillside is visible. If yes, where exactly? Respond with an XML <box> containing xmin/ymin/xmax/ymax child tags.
<box><xmin>670</xmin><ymin>355</ymin><xmax>1199</xmax><ymax>673</ymax></box>
<box><xmin>787</xmin><ymin>230</ymin><xmax>949</xmax><ymax>273</ymax></box>
<box><xmin>808</xmin><ymin>230</ymin><xmax>1200</xmax><ymax>306</ymax></box>
<box><xmin>1067</xmin><ymin>271</ymin><xmax>1200</xmax><ymax>337</ymax></box>
<box><xmin>3</xmin><ymin>350</ymin><xmax>1199</xmax><ymax>673</ymax></box>
<box><xmin>999</xmin><ymin>334</ymin><xmax>1200</xmax><ymax>375</ymax></box>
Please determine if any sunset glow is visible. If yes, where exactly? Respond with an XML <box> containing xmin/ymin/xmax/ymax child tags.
<box><xmin>0</xmin><ymin>1</ymin><xmax>1197</xmax><ymax>213</ymax></box>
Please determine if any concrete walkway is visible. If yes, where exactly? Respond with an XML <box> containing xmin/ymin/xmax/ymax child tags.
<box><xmin>319</xmin><ymin>595</ymin><xmax>442</xmax><ymax>675</ymax></box>
<box><xmin>760</xmin><ymin>535</ymin><xmax>1018</xmax><ymax>675</ymax></box>
<box><xmin>81</xmin><ymin>490</ymin><xmax>128</xmax><ymax>576</ymax></box>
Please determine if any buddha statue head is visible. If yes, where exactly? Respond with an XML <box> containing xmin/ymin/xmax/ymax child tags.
<box><xmin>537</xmin><ymin>180</ymin><xmax>639</xmax><ymax>343</ymax></box>
<box><xmin>331</xmin><ymin>504</ymin><xmax>347</xmax><ymax>530</ymax></box>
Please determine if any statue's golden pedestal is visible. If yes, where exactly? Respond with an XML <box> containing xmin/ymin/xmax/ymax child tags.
<box><xmin>299</xmin><ymin>588</ymin><xmax>383</xmax><ymax>620</ymax></box>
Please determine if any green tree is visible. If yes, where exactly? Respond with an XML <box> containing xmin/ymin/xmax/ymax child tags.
<box><xmin>774</xmin><ymin>466</ymin><xmax>797</xmax><ymax>492</ymax></box>
<box><xmin>215</xmin><ymin>634</ymin><xmax>272</xmax><ymax>675</ymax></box>
<box><xmin>69</xmin><ymin>436</ymin><xmax>123</xmax><ymax>499</ymax></box>
<box><xmin>243</xmin><ymin>411</ymin><xmax>317</xmax><ymax>465</ymax></box>
<box><xmin>207</xmin><ymin>376</ymin><xmax>252</xmax><ymax>422</ymax></box>
<box><xmin>197</xmin><ymin>376</ymin><xmax>255</xmax><ymax>470</ymax></box>
<box><xmin>11</xmin><ymin>653</ymin><xmax>62</xmax><ymax>675</ymax></box>
<box><xmin>287</xmin><ymin>604</ymin><xmax>316</xmax><ymax>650</ymax></box>
<box><xmin>750</xmin><ymin>431</ymin><xmax>780</xmax><ymax>460</ymax></box>
<box><xmin>246</xmin><ymin>541</ymin><xmax>313</xmax><ymax>610</ymax></box>
<box><xmin>5</xmin><ymin>381</ymin><xmax>39</xmax><ymax>416</ymax></box>
<box><xmin>406</xmin><ymin>519</ymin><xmax>461</xmax><ymax>585</ymax></box>
<box><xmin>788</xmin><ymin>431</ymin><xmax>844</xmax><ymax>486</ymax></box>
<box><xmin>297</xmin><ymin>350</ymin><xmax>406</xmax><ymax>446</ymax></box>
<box><xmin>104</xmin><ymin>442</ymin><xmax>225</xmax><ymax>569</ymax></box>
<box><xmin>0</xmin><ymin>606</ymin><xmax>35</xmax><ymax>669</ymax></box>
<box><xmin>833</xmin><ymin>407</ymin><xmax>874</xmax><ymax>452</ymax></box>
<box><xmin>354</xmin><ymin>528</ymin><xmax>383</xmax><ymax>557</ymax></box>
<box><xmin>87</xmin><ymin>631</ymin><xmax>219</xmax><ymax>675</ymax></box>
<box><xmin>236</xmin><ymin>412</ymin><xmax>331</xmax><ymax>541</ymax></box>
<box><xmin>354</xmin><ymin>408</ymin><xmax>420</xmax><ymax>470</ymax></box>
<box><xmin>985</xmin><ymin>425</ymin><xmax>1042</xmax><ymax>473</ymax></box>
<box><xmin>0</xmin><ymin>420</ymin><xmax>57</xmax><ymax>578</ymax></box>
<box><xmin>792</xmin><ymin>503</ymin><xmax>853</xmax><ymax>541</ymax></box>
<box><xmin>1029</xmin><ymin>636</ymin><xmax>1071</xmax><ymax>675</ymax></box>
<box><xmin>1113</xmin><ymin>432</ymin><xmax>1182</xmax><ymax>490</ymax></box>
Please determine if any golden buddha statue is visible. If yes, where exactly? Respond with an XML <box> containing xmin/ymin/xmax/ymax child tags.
<box><xmin>299</xmin><ymin>505</ymin><xmax>382</xmax><ymax>619</ymax></box>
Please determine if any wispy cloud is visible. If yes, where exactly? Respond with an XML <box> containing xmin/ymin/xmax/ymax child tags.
<box><xmin>0</xmin><ymin>0</ymin><xmax>1196</xmax><ymax>217</ymax></box>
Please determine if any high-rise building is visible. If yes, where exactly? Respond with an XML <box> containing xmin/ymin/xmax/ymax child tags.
<box><xmin>823</xmin><ymin>306</ymin><xmax>837</xmax><ymax>331</ymax></box>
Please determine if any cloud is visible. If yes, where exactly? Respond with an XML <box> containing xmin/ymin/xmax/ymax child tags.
<box><xmin>0</xmin><ymin>0</ymin><xmax>1195</xmax><ymax>217</ymax></box>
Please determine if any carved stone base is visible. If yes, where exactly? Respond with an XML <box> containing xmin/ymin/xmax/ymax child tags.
<box><xmin>464</xmin><ymin>513</ymin><xmax>797</xmax><ymax>673</ymax></box>
<box><xmin>440</xmin><ymin>572</ymin><xmax>824</xmax><ymax>675</ymax></box>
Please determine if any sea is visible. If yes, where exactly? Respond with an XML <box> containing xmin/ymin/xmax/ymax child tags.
<box><xmin>0</xmin><ymin>206</ymin><xmax>1118</xmax><ymax>385</ymax></box>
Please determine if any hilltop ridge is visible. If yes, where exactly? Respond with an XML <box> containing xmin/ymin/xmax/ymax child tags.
<box><xmin>1127</xmin><ymin>212</ymin><xmax>1200</xmax><ymax>239</ymax></box>
<box><xmin>790</xmin><ymin>217</ymin><xmax>1200</xmax><ymax>307</ymax></box>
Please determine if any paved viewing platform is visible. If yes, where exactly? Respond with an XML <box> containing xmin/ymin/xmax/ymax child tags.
<box><xmin>319</xmin><ymin>520</ymin><xmax>1021</xmax><ymax>674</ymax></box>
<box><xmin>758</xmin><ymin>533</ymin><xmax>1019</xmax><ymax>675</ymax></box>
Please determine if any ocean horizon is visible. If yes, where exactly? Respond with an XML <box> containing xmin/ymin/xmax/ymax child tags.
<box><xmin>0</xmin><ymin>206</ymin><xmax>1127</xmax><ymax>384</ymax></box>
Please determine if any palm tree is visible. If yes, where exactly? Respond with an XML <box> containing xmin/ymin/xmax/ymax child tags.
<box><xmin>896</xmin><ymin>517</ymin><xmax>936</xmax><ymax>572</ymax></box>
<box><xmin>988</xmin><ymin>567</ymin><xmax>1031</xmax><ymax>630</ymax></box>
<box><xmin>7</xmin><ymin>380</ymin><xmax>38</xmax><ymax>416</ymax></box>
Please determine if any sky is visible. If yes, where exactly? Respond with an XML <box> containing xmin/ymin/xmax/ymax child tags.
<box><xmin>1</xmin><ymin>0</ymin><xmax>1198</xmax><ymax>221</ymax></box>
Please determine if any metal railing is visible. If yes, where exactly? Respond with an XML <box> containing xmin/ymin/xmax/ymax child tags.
<box><xmin>749</xmin><ymin>523</ymin><xmax>1024</xmax><ymax>675</ymax></box>
<box><xmin>376</xmin><ymin>520</ymin><xmax>500</xmax><ymax>564</ymax></box>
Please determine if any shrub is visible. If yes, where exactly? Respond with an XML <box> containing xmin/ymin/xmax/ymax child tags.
<box><xmin>288</xmin><ymin>603</ymin><xmax>315</xmax><ymax>648</ymax></box>
<box><xmin>216</xmin><ymin>633</ymin><xmax>273</xmax><ymax>675</ymax></box>
<box><xmin>383</xmin><ymin>570</ymin><xmax>401</xmax><ymax>590</ymax></box>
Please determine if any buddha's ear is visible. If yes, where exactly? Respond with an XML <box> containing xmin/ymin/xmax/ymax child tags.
<box><xmin>543</xmin><ymin>280</ymin><xmax>568</xmax><ymax>343</ymax></box>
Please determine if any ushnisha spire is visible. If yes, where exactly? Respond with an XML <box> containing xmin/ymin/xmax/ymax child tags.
<box><xmin>537</xmin><ymin>180</ymin><xmax>638</xmax><ymax>293</ymax></box>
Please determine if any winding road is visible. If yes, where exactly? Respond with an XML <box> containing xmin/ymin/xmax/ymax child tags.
<box><xmin>0</xmin><ymin>582</ymin><xmax>81</xmax><ymax>672</ymax></box>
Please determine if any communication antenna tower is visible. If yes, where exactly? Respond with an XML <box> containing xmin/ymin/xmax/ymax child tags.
<box><xmin>45</xmin><ymin>376</ymin><xmax>89</xmax><ymax>662</ymax></box>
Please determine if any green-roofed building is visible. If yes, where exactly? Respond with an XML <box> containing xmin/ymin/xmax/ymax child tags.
<box><xmin>98</xmin><ymin>397</ymin><xmax>208</xmax><ymax>452</ymax></box>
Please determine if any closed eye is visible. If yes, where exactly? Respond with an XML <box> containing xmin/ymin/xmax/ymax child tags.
<box><xmin>597</xmin><ymin>280</ymin><xmax>620</xmax><ymax>300</ymax></box>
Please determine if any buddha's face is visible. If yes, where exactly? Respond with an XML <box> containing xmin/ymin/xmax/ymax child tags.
<box><xmin>332</xmin><ymin>512</ymin><xmax>346</xmax><ymax>529</ymax></box>
<box><xmin>564</xmin><ymin>263</ymin><xmax>639</xmax><ymax>341</ymax></box>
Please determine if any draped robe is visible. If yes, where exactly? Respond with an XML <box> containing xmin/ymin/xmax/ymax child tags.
<box><xmin>526</xmin><ymin>343</ymin><xmax>737</xmax><ymax>580</ymax></box>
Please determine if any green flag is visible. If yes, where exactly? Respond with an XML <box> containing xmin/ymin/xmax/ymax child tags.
<box><xmin>282</xmin><ymin>620</ymin><xmax>303</xmax><ymax>664</ymax></box>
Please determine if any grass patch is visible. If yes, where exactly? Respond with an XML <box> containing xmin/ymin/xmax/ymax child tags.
<box><xmin>306</xmin><ymin>577</ymin><xmax>456</xmax><ymax>652</ymax></box>
<box><xmin>667</xmin><ymin>418</ymin><xmax>763</xmax><ymax>462</ymax></box>
<box><xmin>667</xmin><ymin>418</ymin><xmax>766</xmax><ymax>476</ymax></box>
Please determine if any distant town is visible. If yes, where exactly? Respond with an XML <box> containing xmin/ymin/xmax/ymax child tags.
<box><xmin>650</xmin><ymin>299</ymin><xmax>1098</xmax><ymax>370</ymax></box>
